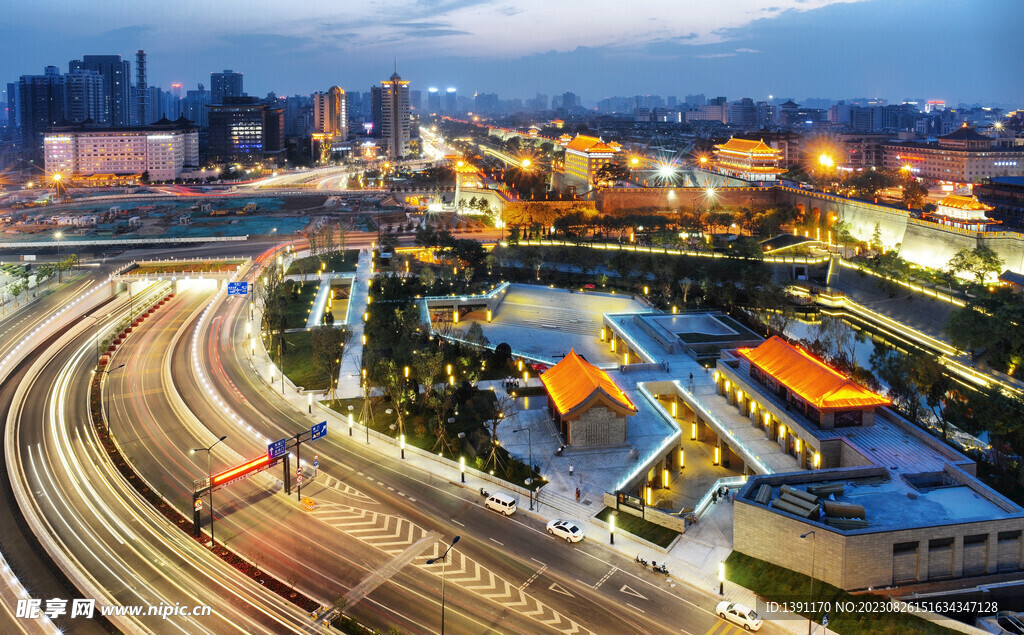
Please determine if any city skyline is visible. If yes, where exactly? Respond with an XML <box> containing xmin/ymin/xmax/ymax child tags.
<box><xmin>3</xmin><ymin>0</ymin><xmax>1022</xmax><ymax>107</ymax></box>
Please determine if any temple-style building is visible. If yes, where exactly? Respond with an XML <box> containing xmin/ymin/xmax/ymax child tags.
<box><xmin>710</xmin><ymin>137</ymin><xmax>786</xmax><ymax>182</ymax></box>
<box><xmin>562</xmin><ymin>134</ymin><xmax>620</xmax><ymax>189</ymax></box>
<box><xmin>926</xmin><ymin>192</ymin><xmax>999</xmax><ymax>231</ymax></box>
<box><xmin>540</xmin><ymin>350</ymin><xmax>636</xmax><ymax>446</ymax></box>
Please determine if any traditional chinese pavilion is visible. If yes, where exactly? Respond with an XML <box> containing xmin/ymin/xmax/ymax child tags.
<box><xmin>926</xmin><ymin>193</ymin><xmax>999</xmax><ymax>231</ymax></box>
<box><xmin>540</xmin><ymin>350</ymin><xmax>636</xmax><ymax>446</ymax></box>
<box><xmin>711</xmin><ymin>137</ymin><xmax>786</xmax><ymax>182</ymax></box>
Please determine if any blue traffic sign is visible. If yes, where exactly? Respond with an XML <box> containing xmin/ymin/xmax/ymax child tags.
<box><xmin>227</xmin><ymin>281</ymin><xmax>249</xmax><ymax>296</ymax></box>
<box><xmin>311</xmin><ymin>421</ymin><xmax>327</xmax><ymax>441</ymax></box>
<box><xmin>268</xmin><ymin>438</ymin><xmax>287</xmax><ymax>460</ymax></box>
<box><xmin>823</xmin><ymin>615</ymin><xmax>829</xmax><ymax>627</ymax></box>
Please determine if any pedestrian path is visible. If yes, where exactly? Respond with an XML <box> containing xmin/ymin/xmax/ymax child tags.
<box><xmin>336</xmin><ymin>250</ymin><xmax>371</xmax><ymax>398</ymax></box>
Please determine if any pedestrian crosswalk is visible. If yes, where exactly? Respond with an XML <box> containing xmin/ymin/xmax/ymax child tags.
<box><xmin>703</xmin><ymin>619</ymin><xmax>744</xmax><ymax>635</ymax></box>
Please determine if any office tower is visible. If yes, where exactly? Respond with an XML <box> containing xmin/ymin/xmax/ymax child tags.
<box><xmin>685</xmin><ymin>94</ymin><xmax>706</xmax><ymax>107</ymax></box>
<box><xmin>64</xmin><ymin>69</ymin><xmax>103</xmax><ymax>123</ymax></box>
<box><xmin>474</xmin><ymin>92</ymin><xmax>498</xmax><ymax>114</ymax></box>
<box><xmin>184</xmin><ymin>84</ymin><xmax>211</xmax><ymax>128</ymax></box>
<box><xmin>18</xmin><ymin>67</ymin><xmax>65</xmax><ymax>157</ymax></box>
<box><xmin>729</xmin><ymin>98</ymin><xmax>756</xmax><ymax>128</ymax></box>
<box><xmin>69</xmin><ymin>55</ymin><xmax>132</xmax><ymax>127</ymax></box>
<box><xmin>561</xmin><ymin>91</ymin><xmax>579</xmax><ymax>111</ymax></box>
<box><xmin>427</xmin><ymin>87</ymin><xmax>441</xmax><ymax>113</ymax></box>
<box><xmin>210</xmin><ymin>70</ymin><xmax>244</xmax><ymax>104</ymax></box>
<box><xmin>667</xmin><ymin>96</ymin><xmax>677</xmax><ymax>108</ymax></box>
<box><xmin>312</xmin><ymin>86</ymin><xmax>348</xmax><ymax>141</ymax></box>
<box><xmin>206</xmin><ymin>96</ymin><xmax>284</xmax><ymax>163</ymax></box>
<box><xmin>381</xmin><ymin>70</ymin><xmax>410</xmax><ymax>157</ymax></box>
<box><xmin>409</xmin><ymin>89</ymin><xmax>422</xmax><ymax>112</ymax></box>
<box><xmin>135</xmin><ymin>50</ymin><xmax>147</xmax><ymax>127</ymax></box>
<box><xmin>370</xmin><ymin>86</ymin><xmax>383</xmax><ymax>135</ymax></box>
<box><xmin>444</xmin><ymin>87</ymin><xmax>457</xmax><ymax>114</ymax></box>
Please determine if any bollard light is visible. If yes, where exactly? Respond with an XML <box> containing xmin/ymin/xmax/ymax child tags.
<box><xmin>400</xmin><ymin>434</ymin><xmax>406</xmax><ymax>459</ymax></box>
<box><xmin>348</xmin><ymin>413</ymin><xmax>354</xmax><ymax>436</ymax></box>
<box><xmin>460</xmin><ymin>456</ymin><xmax>465</xmax><ymax>483</ymax></box>
<box><xmin>307</xmin><ymin>393</ymin><xmax>312</xmax><ymax>413</ymax></box>
<box><xmin>691</xmin><ymin>422</ymin><xmax>697</xmax><ymax>440</ymax></box>
<box><xmin>610</xmin><ymin>513</ymin><xmax>616</xmax><ymax>544</ymax></box>
<box><xmin>714</xmin><ymin>446</ymin><xmax>721</xmax><ymax>465</ymax></box>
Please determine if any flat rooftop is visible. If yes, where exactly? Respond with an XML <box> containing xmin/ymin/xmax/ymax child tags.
<box><xmin>772</xmin><ymin>473</ymin><xmax>1012</xmax><ymax>530</ymax></box>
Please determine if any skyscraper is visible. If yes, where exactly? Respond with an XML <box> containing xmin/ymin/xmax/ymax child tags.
<box><xmin>18</xmin><ymin>67</ymin><xmax>65</xmax><ymax>157</ymax></box>
<box><xmin>206</xmin><ymin>96</ymin><xmax>283</xmax><ymax>164</ymax></box>
<box><xmin>444</xmin><ymin>87</ymin><xmax>457</xmax><ymax>114</ymax></box>
<box><xmin>69</xmin><ymin>55</ymin><xmax>132</xmax><ymax>127</ymax></box>
<box><xmin>427</xmin><ymin>87</ymin><xmax>441</xmax><ymax>114</ymax></box>
<box><xmin>312</xmin><ymin>86</ymin><xmax>348</xmax><ymax>141</ymax></box>
<box><xmin>210</xmin><ymin>70</ymin><xmax>244</xmax><ymax>105</ymax></box>
<box><xmin>381</xmin><ymin>70</ymin><xmax>410</xmax><ymax>157</ymax></box>
<box><xmin>409</xmin><ymin>89</ymin><xmax>422</xmax><ymax>112</ymax></box>
<box><xmin>184</xmin><ymin>84</ymin><xmax>211</xmax><ymax>128</ymax></box>
<box><xmin>369</xmin><ymin>86</ymin><xmax>383</xmax><ymax>135</ymax></box>
<box><xmin>64</xmin><ymin>69</ymin><xmax>103</xmax><ymax>123</ymax></box>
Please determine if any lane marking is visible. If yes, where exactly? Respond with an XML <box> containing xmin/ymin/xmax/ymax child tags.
<box><xmin>620</xmin><ymin>584</ymin><xmax>648</xmax><ymax>600</ymax></box>
<box><xmin>626</xmin><ymin>602</ymin><xmax>645</xmax><ymax>613</ymax></box>
<box><xmin>549</xmin><ymin>582</ymin><xmax>574</xmax><ymax>598</ymax></box>
<box><xmin>489</xmin><ymin>538</ymin><xmax>504</xmax><ymax>546</ymax></box>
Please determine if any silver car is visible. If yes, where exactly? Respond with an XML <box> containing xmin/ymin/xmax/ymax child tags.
<box><xmin>546</xmin><ymin>519</ymin><xmax>585</xmax><ymax>543</ymax></box>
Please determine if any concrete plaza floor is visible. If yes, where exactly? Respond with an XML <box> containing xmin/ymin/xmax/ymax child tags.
<box><xmin>458</xmin><ymin>284</ymin><xmax>646</xmax><ymax>366</ymax></box>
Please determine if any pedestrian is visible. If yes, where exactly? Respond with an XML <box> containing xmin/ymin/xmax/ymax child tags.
<box><xmin>575</xmin><ymin>487</ymin><xmax>581</xmax><ymax>502</ymax></box>
<box><xmin>569</xmin><ymin>464</ymin><xmax>574</xmax><ymax>476</ymax></box>
<box><xmin>689</xmin><ymin>372</ymin><xmax>693</xmax><ymax>384</ymax></box>
<box><xmin>712</xmin><ymin>491</ymin><xmax>718</xmax><ymax>504</ymax></box>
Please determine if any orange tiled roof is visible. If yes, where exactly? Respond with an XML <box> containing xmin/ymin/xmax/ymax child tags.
<box><xmin>714</xmin><ymin>138</ymin><xmax>780</xmax><ymax>155</ymax></box>
<box><xmin>540</xmin><ymin>350</ymin><xmax>636</xmax><ymax>417</ymax></box>
<box><xmin>937</xmin><ymin>194</ymin><xmax>993</xmax><ymax>212</ymax></box>
<box><xmin>564</xmin><ymin>134</ymin><xmax>618</xmax><ymax>155</ymax></box>
<box><xmin>738</xmin><ymin>336</ymin><xmax>890</xmax><ymax>410</ymax></box>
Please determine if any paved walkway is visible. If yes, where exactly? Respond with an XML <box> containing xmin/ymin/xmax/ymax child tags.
<box><xmin>336</xmin><ymin>250</ymin><xmax>371</xmax><ymax>398</ymax></box>
<box><xmin>305</xmin><ymin>273</ymin><xmax>353</xmax><ymax>329</ymax></box>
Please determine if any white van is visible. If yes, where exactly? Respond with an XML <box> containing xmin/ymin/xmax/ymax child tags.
<box><xmin>484</xmin><ymin>492</ymin><xmax>517</xmax><ymax>516</ymax></box>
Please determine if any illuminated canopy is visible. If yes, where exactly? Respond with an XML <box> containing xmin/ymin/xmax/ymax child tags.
<box><xmin>738</xmin><ymin>336</ymin><xmax>890</xmax><ymax>410</ymax></box>
<box><xmin>540</xmin><ymin>350</ymin><xmax>636</xmax><ymax>419</ymax></box>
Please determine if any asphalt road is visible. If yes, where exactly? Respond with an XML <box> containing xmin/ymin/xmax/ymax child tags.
<box><xmin>9</xmin><ymin>285</ymin><xmax>319</xmax><ymax>634</ymax></box>
<box><xmin>98</xmin><ymin>266</ymin><xmax>783</xmax><ymax>634</ymax></box>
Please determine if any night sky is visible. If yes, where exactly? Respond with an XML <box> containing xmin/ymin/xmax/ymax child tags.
<box><xmin>5</xmin><ymin>0</ymin><xmax>1021</xmax><ymax>106</ymax></box>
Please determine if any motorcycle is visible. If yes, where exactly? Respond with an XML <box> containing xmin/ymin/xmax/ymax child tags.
<box><xmin>479</xmin><ymin>487</ymin><xmax>489</xmax><ymax>498</ymax></box>
<box><xmin>635</xmin><ymin>554</ymin><xmax>648</xmax><ymax>566</ymax></box>
<box><xmin>653</xmin><ymin>563</ymin><xmax>669</xmax><ymax>575</ymax></box>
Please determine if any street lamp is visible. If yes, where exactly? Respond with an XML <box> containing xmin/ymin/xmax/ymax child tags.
<box><xmin>610</xmin><ymin>511</ymin><xmax>616</xmax><ymax>544</ymax></box>
<box><xmin>801</xmin><ymin>530</ymin><xmax>817</xmax><ymax>635</ymax></box>
<box><xmin>719</xmin><ymin>560</ymin><xmax>726</xmax><ymax>595</ymax></box>
<box><xmin>426</xmin><ymin>535</ymin><xmax>460</xmax><ymax>635</ymax></box>
<box><xmin>513</xmin><ymin>427</ymin><xmax>533</xmax><ymax>510</ymax></box>
<box><xmin>192</xmin><ymin>435</ymin><xmax>228</xmax><ymax>548</ymax></box>
<box><xmin>55</xmin><ymin>231</ymin><xmax>63</xmax><ymax>281</ymax></box>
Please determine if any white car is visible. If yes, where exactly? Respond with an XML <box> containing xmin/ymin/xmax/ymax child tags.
<box><xmin>546</xmin><ymin>519</ymin><xmax>585</xmax><ymax>543</ymax></box>
<box><xmin>716</xmin><ymin>601</ymin><xmax>763</xmax><ymax>631</ymax></box>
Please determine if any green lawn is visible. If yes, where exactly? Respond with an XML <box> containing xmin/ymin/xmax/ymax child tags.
<box><xmin>275</xmin><ymin>331</ymin><xmax>330</xmax><ymax>391</ymax></box>
<box><xmin>287</xmin><ymin>250</ymin><xmax>360</xmax><ymax>275</ymax></box>
<box><xmin>725</xmin><ymin>551</ymin><xmax>960</xmax><ymax>635</ymax></box>
<box><xmin>595</xmin><ymin>507</ymin><xmax>680</xmax><ymax>549</ymax></box>
<box><xmin>282</xmin><ymin>281</ymin><xmax>319</xmax><ymax>328</ymax></box>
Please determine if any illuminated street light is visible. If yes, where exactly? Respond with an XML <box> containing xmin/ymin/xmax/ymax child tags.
<box><xmin>818</xmin><ymin>154</ymin><xmax>834</xmax><ymax>169</ymax></box>
<box><xmin>426</xmin><ymin>535</ymin><xmax>461</xmax><ymax>635</ymax></box>
<box><xmin>192</xmin><ymin>435</ymin><xmax>228</xmax><ymax>548</ymax></box>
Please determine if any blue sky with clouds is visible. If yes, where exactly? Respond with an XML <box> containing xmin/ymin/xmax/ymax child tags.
<box><xmin>4</xmin><ymin>0</ymin><xmax>1021</xmax><ymax>106</ymax></box>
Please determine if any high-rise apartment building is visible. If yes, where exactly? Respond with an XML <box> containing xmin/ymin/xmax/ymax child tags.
<box><xmin>64</xmin><ymin>69</ymin><xmax>103</xmax><ymax>123</ymax></box>
<box><xmin>444</xmin><ymin>88</ymin><xmax>457</xmax><ymax>114</ymax></box>
<box><xmin>184</xmin><ymin>84</ymin><xmax>211</xmax><ymax>128</ymax></box>
<box><xmin>312</xmin><ymin>86</ymin><xmax>348</xmax><ymax>140</ymax></box>
<box><xmin>427</xmin><ymin>87</ymin><xmax>441</xmax><ymax>114</ymax></box>
<box><xmin>381</xmin><ymin>71</ymin><xmax>410</xmax><ymax>157</ymax></box>
<box><xmin>370</xmin><ymin>86</ymin><xmax>383</xmax><ymax>135</ymax></box>
<box><xmin>69</xmin><ymin>55</ymin><xmax>132</xmax><ymax>127</ymax></box>
<box><xmin>18</xmin><ymin>67</ymin><xmax>65</xmax><ymax>157</ymax></box>
<box><xmin>210</xmin><ymin>70</ymin><xmax>244</xmax><ymax>104</ymax></box>
<box><xmin>409</xmin><ymin>89</ymin><xmax>422</xmax><ymax>112</ymax></box>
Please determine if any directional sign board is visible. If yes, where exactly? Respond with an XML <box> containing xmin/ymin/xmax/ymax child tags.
<box><xmin>310</xmin><ymin>421</ymin><xmax>327</xmax><ymax>441</ymax></box>
<box><xmin>268</xmin><ymin>438</ymin><xmax>287</xmax><ymax>461</ymax></box>
<box><xmin>227</xmin><ymin>281</ymin><xmax>249</xmax><ymax>296</ymax></box>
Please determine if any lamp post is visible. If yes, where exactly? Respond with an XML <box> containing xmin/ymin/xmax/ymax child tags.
<box><xmin>426</xmin><ymin>535</ymin><xmax>460</xmax><ymax>635</ymax></box>
<box><xmin>192</xmin><ymin>435</ymin><xmax>227</xmax><ymax>548</ymax></box>
<box><xmin>801</xmin><ymin>530</ymin><xmax>816</xmax><ymax>635</ymax></box>
<box><xmin>719</xmin><ymin>560</ymin><xmax>725</xmax><ymax>596</ymax></box>
<box><xmin>610</xmin><ymin>511</ymin><xmax>616</xmax><ymax>544</ymax></box>
<box><xmin>55</xmin><ymin>231</ymin><xmax>63</xmax><ymax>281</ymax></box>
<box><xmin>513</xmin><ymin>426</ymin><xmax>533</xmax><ymax>510</ymax></box>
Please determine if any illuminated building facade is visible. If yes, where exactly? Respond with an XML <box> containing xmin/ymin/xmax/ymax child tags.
<box><xmin>44</xmin><ymin>116</ymin><xmax>199</xmax><ymax>182</ymax></box>
<box><xmin>380</xmin><ymin>71</ymin><xmax>410</xmax><ymax>157</ymax></box>
<box><xmin>312</xmin><ymin>86</ymin><xmax>348</xmax><ymax>141</ymax></box>
<box><xmin>711</xmin><ymin>137</ymin><xmax>786</xmax><ymax>181</ymax></box>
<box><xmin>206</xmin><ymin>96</ymin><xmax>284</xmax><ymax>164</ymax></box>
<box><xmin>563</xmin><ymin>134</ymin><xmax>619</xmax><ymax>188</ymax></box>
<box><xmin>883</xmin><ymin>127</ymin><xmax>1024</xmax><ymax>183</ymax></box>
<box><xmin>925</xmin><ymin>193</ymin><xmax>999</xmax><ymax>231</ymax></box>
